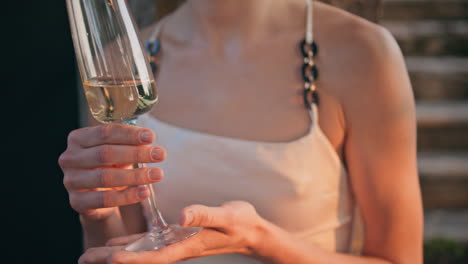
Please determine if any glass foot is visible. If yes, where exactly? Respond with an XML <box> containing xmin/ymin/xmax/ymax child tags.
<box><xmin>125</xmin><ymin>225</ymin><xmax>202</xmax><ymax>252</ymax></box>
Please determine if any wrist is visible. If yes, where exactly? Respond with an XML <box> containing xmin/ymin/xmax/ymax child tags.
<box><xmin>249</xmin><ymin>218</ymin><xmax>281</xmax><ymax>259</ymax></box>
<box><xmin>251</xmin><ymin>219</ymin><xmax>308</xmax><ymax>264</ymax></box>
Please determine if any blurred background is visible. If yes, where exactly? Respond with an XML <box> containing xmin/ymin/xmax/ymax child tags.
<box><xmin>6</xmin><ymin>0</ymin><xmax>467</xmax><ymax>263</ymax></box>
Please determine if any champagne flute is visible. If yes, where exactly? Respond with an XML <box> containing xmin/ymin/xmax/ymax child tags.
<box><xmin>66</xmin><ymin>0</ymin><xmax>201</xmax><ymax>251</ymax></box>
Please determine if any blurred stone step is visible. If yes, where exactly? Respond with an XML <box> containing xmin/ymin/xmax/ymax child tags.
<box><xmin>382</xmin><ymin>20</ymin><xmax>468</xmax><ymax>56</ymax></box>
<box><xmin>407</xmin><ymin>57</ymin><xmax>468</xmax><ymax>100</ymax></box>
<box><xmin>419</xmin><ymin>152</ymin><xmax>468</xmax><ymax>209</ymax></box>
<box><xmin>417</xmin><ymin>101</ymin><xmax>468</xmax><ymax>126</ymax></box>
<box><xmin>128</xmin><ymin>0</ymin><xmax>155</xmax><ymax>28</ymax></box>
<box><xmin>424</xmin><ymin>209</ymin><xmax>468</xmax><ymax>242</ymax></box>
<box><xmin>382</xmin><ymin>0</ymin><xmax>468</xmax><ymax>21</ymax></box>
<box><xmin>410</xmin><ymin>72</ymin><xmax>468</xmax><ymax>101</ymax></box>
<box><xmin>407</xmin><ymin>57</ymin><xmax>468</xmax><ymax>75</ymax></box>
<box><xmin>418</xmin><ymin>124</ymin><xmax>468</xmax><ymax>152</ymax></box>
<box><xmin>417</xmin><ymin>101</ymin><xmax>468</xmax><ymax>151</ymax></box>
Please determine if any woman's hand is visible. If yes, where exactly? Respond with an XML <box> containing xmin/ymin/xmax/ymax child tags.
<box><xmin>78</xmin><ymin>201</ymin><xmax>268</xmax><ymax>264</ymax></box>
<box><xmin>58</xmin><ymin>124</ymin><xmax>166</xmax><ymax>221</ymax></box>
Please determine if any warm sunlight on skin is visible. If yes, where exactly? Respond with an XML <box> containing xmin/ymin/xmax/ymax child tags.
<box><xmin>61</xmin><ymin>0</ymin><xmax>423</xmax><ymax>263</ymax></box>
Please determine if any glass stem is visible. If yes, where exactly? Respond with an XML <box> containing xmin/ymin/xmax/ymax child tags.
<box><xmin>125</xmin><ymin>119</ymin><xmax>168</xmax><ymax>232</ymax></box>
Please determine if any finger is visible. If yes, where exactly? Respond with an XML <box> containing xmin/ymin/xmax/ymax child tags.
<box><xmin>106</xmin><ymin>233</ymin><xmax>146</xmax><ymax>246</ymax></box>
<box><xmin>64</xmin><ymin>167</ymin><xmax>163</xmax><ymax>190</ymax></box>
<box><xmin>60</xmin><ymin>145</ymin><xmax>166</xmax><ymax>168</ymax></box>
<box><xmin>69</xmin><ymin>187</ymin><xmax>150</xmax><ymax>213</ymax></box>
<box><xmin>68</xmin><ymin>124</ymin><xmax>155</xmax><ymax>148</ymax></box>
<box><xmin>78</xmin><ymin>246</ymin><xmax>124</xmax><ymax>264</ymax></box>
<box><xmin>110</xmin><ymin>229</ymin><xmax>224</xmax><ymax>264</ymax></box>
<box><xmin>180</xmin><ymin>205</ymin><xmax>231</xmax><ymax>229</ymax></box>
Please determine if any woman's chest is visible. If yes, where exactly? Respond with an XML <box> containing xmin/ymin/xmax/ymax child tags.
<box><xmin>142</xmin><ymin>117</ymin><xmax>350</xmax><ymax>233</ymax></box>
<box><xmin>149</xmin><ymin>50</ymin><xmax>345</xmax><ymax>154</ymax></box>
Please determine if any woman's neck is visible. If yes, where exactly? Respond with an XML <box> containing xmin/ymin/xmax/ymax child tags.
<box><xmin>170</xmin><ymin>0</ymin><xmax>306</xmax><ymax>49</ymax></box>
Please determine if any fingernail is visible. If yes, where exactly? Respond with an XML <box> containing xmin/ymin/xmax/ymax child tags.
<box><xmin>149</xmin><ymin>169</ymin><xmax>161</xmax><ymax>181</ymax></box>
<box><xmin>151</xmin><ymin>148</ymin><xmax>163</xmax><ymax>161</ymax></box>
<box><xmin>138</xmin><ymin>188</ymin><xmax>149</xmax><ymax>199</ymax></box>
<box><xmin>140</xmin><ymin>131</ymin><xmax>152</xmax><ymax>143</ymax></box>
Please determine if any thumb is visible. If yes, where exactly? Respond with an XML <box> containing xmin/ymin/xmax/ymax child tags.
<box><xmin>180</xmin><ymin>204</ymin><xmax>229</xmax><ymax>229</ymax></box>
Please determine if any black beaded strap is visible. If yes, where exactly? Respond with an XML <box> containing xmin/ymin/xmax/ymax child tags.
<box><xmin>146</xmin><ymin>37</ymin><xmax>319</xmax><ymax>110</ymax></box>
<box><xmin>146</xmin><ymin>39</ymin><xmax>160</xmax><ymax>74</ymax></box>
<box><xmin>300</xmin><ymin>39</ymin><xmax>319</xmax><ymax>109</ymax></box>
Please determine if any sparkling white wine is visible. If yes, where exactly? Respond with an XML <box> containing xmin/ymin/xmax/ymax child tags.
<box><xmin>83</xmin><ymin>78</ymin><xmax>158</xmax><ymax>123</ymax></box>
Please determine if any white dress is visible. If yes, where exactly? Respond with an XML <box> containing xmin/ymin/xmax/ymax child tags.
<box><xmin>137</xmin><ymin>102</ymin><xmax>364</xmax><ymax>264</ymax></box>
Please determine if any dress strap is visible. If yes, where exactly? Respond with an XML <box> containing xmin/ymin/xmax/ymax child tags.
<box><xmin>145</xmin><ymin>3</ymin><xmax>320</xmax><ymax>125</ymax></box>
<box><xmin>148</xmin><ymin>16</ymin><xmax>168</xmax><ymax>44</ymax></box>
<box><xmin>309</xmin><ymin>103</ymin><xmax>319</xmax><ymax>125</ymax></box>
<box><xmin>302</xmin><ymin>0</ymin><xmax>320</xmax><ymax>125</ymax></box>
<box><xmin>305</xmin><ymin>0</ymin><xmax>314</xmax><ymax>44</ymax></box>
<box><xmin>146</xmin><ymin>17</ymin><xmax>169</xmax><ymax>73</ymax></box>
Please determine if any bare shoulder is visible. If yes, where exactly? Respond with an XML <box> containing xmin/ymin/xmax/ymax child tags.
<box><xmin>315</xmin><ymin>2</ymin><xmax>413</xmax><ymax>122</ymax></box>
<box><xmin>316</xmin><ymin>1</ymin><xmax>400</xmax><ymax>63</ymax></box>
